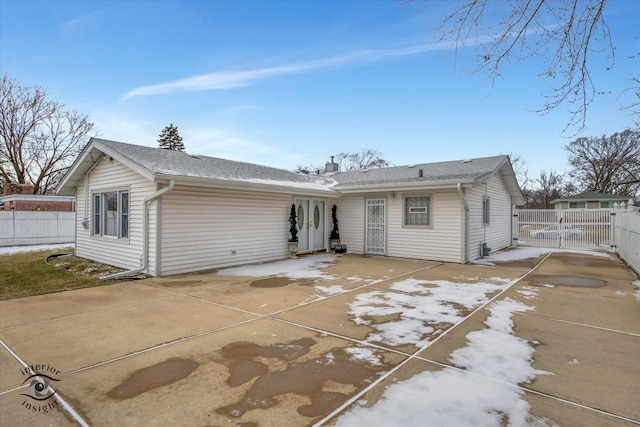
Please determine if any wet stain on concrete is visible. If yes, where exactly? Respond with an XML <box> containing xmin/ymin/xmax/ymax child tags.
<box><xmin>107</xmin><ymin>358</ymin><xmax>199</xmax><ymax>400</ymax></box>
<box><xmin>221</xmin><ymin>337</ymin><xmax>315</xmax><ymax>361</ymax></box>
<box><xmin>249</xmin><ymin>277</ymin><xmax>313</xmax><ymax>288</ymax></box>
<box><xmin>553</xmin><ymin>254</ymin><xmax>616</xmax><ymax>268</ymax></box>
<box><xmin>227</xmin><ymin>359</ymin><xmax>268</xmax><ymax>387</ymax></box>
<box><xmin>527</xmin><ymin>275</ymin><xmax>607</xmax><ymax>288</ymax></box>
<box><xmin>216</xmin><ymin>339</ymin><xmax>388</xmax><ymax>419</ymax></box>
<box><xmin>492</xmin><ymin>259</ymin><xmax>540</xmax><ymax>269</ymax></box>
<box><xmin>249</xmin><ymin>277</ymin><xmax>292</xmax><ymax>288</ymax></box>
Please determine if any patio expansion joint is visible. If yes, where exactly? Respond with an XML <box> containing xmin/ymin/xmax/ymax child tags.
<box><xmin>516</xmin><ymin>312</ymin><xmax>640</xmax><ymax>337</ymax></box>
<box><xmin>312</xmin><ymin>251</ymin><xmax>556</xmax><ymax>426</ymax></box>
<box><xmin>0</xmin><ymin>338</ymin><xmax>90</xmax><ymax>426</ymax></box>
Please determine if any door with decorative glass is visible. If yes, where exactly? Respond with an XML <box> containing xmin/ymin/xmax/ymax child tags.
<box><xmin>365</xmin><ymin>198</ymin><xmax>386</xmax><ymax>254</ymax></box>
<box><xmin>296</xmin><ymin>200</ymin><xmax>309</xmax><ymax>251</ymax></box>
<box><xmin>312</xmin><ymin>200</ymin><xmax>325</xmax><ymax>250</ymax></box>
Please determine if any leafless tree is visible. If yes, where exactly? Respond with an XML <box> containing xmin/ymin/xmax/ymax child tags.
<box><xmin>0</xmin><ymin>75</ymin><xmax>95</xmax><ymax>194</ymax></box>
<box><xmin>534</xmin><ymin>169</ymin><xmax>566</xmax><ymax>208</ymax></box>
<box><xmin>336</xmin><ymin>148</ymin><xmax>390</xmax><ymax>171</ymax></box>
<box><xmin>565</xmin><ymin>129</ymin><xmax>640</xmax><ymax>196</ymax></box>
<box><xmin>417</xmin><ymin>0</ymin><xmax>637</xmax><ymax>134</ymax></box>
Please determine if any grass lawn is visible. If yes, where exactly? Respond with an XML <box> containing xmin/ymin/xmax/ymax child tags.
<box><xmin>0</xmin><ymin>249</ymin><xmax>126</xmax><ymax>300</ymax></box>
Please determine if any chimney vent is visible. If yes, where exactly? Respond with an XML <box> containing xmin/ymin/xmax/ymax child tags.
<box><xmin>325</xmin><ymin>156</ymin><xmax>339</xmax><ymax>173</ymax></box>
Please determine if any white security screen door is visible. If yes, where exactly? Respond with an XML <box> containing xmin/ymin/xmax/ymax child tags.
<box><xmin>296</xmin><ymin>200</ymin><xmax>310</xmax><ymax>251</ymax></box>
<box><xmin>312</xmin><ymin>200</ymin><xmax>325</xmax><ymax>250</ymax></box>
<box><xmin>366</xmin><ymin>198</ymin><xmax>386</xmax><ymax>254</ymax></box>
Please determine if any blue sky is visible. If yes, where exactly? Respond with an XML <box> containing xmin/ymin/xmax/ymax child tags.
<box><xmin>1</xmin><ymin>0</ymin><xmax>638</xmax><ymax>186</ymax></box>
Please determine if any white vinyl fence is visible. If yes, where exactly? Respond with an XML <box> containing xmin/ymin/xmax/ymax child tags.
<box><xmin>0</xmin><ymin>211</ymin><xmax>75</xmax><ymax>247</ymax></box>
<box><xmin>513</xmin><ymin>208</ymin><xmax>613</xmax><ymax>249</ymax></box>
<box><xmin>612</xmin><ymin>201</ymin><xmax>640</xmax><ymax>275</ymax></box>
<box><xmin>513</xmin><ymin>202</ymin><xmax>639</xmax><ymax>275</ymax></box>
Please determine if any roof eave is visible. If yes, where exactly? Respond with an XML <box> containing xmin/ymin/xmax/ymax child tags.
<box><xmin>56</xmin><ymin>138</ymin><xmax>155</xmax><ymax>195</ymax></box>
<box><xmin>334</xmin><ymin>178</ymin><xmax>476</xmax><ymax>193</ymax></box>
<box><xmin>153</xmin><ymin>173</ymin><xmax>339</xmax><ymax>197</ymax></box>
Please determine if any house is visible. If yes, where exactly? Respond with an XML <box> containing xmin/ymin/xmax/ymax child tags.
<box><xmin>1</xmin><ymin>183</ymin><xmax>75</xmax><ymax>211</ymax></box>
<box><xmin>551</xmin><ymin>191</ymin><xmax>630</xmax><ymax>209</ymax></box>
<box><xmin>56</xmin><ymin>138</ymin><xmax>524</xmax><ymax>277</ymax></box>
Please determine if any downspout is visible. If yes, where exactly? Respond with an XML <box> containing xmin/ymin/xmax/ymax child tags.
<box><xmin>100</xmin><ymin>180</ymin><xmax>175</xmax><ymax>280</ymax></box>
<box><xmin>457</xmin><ymin>183</ymin><xmax>469</xmax><ymax>263</ymax></box>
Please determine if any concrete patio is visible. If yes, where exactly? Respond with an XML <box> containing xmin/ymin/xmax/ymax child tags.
<box><xmin>0</xmin><ymin>248</ymin><xmax>638</xmax><ymax>426</ymax></box>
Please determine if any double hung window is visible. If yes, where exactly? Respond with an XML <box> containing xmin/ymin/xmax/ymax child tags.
<box><xmin>92</xmin><ymin>190</ymin><xmax>129</xmax><ymax>238</ymax></box>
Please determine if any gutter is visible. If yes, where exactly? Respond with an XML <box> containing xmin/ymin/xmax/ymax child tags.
<box><xmin>100</xmin><ymin>180</ymin><xmax>175</xmax><ymax>280</ymax></box>
<box><xmin>457</xmin><ymin>183</ymin><xmax>469</xmax><ymax>264</ymax></box>
<box><xmin>153</xmin><ymin>173</ymin><xmax>339</xmax><ymax>198</ymax></box>
<box><xmin>334</xmin><ymin>178</ymin><xmax>475</xmax><ymax>193</ymax></box>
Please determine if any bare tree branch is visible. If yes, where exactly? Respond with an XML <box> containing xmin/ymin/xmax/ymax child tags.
<box><xmin>565</xmin><ymin>129</ymin><xmax>640</xmax><ymax>196</ymax></box>
<box><xmin>0</xmin><ymin>75</ymin><xmax>95</xmax><ymax>194</ymax></box>
<box><xmin>418</xmin><ymin>0</ymin><xmax>621</xmax><ymax>134</ymax></box>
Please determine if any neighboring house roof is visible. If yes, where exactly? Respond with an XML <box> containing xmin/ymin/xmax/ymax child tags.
<box><xmin>332</xmin><ymin>155</ymin><xmax>525</xmax><ymax>205</ymax></box>
<box><xmin>57</xmin><ymin>138</ymin><xmax>525</xmax><ymax>205</ymax></box>
<box><xmin>551</xmin><ymin>191</ymin><xmax>629</xmax><ymax>204</ymax></box>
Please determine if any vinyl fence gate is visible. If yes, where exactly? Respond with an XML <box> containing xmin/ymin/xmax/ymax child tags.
<box><xmin>512</xmin><ymin>208</ymin><xmax>614</xmax><ymax>250</ymax></box>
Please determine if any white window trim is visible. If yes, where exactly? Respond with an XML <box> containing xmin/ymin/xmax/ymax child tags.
<box><xmin>403</xmin><ymin>195</ymin><xmax>433</xmax><ymax>228</ymax></box>
<box><xmin>91</xmin><ymin>189</ymin><xmax>130</xmax><ymax>240</ymax></box>
<box><xmin>569</xmin><ymin>201</ymin><xmax>586</xmax><ymax>209</ymax></box>
<box><xmin>482</xmin><ymin>196</ymin><xmax>490</xmax><ymax>226</ymax></box>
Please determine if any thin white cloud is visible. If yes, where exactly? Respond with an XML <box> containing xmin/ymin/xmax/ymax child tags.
<box><xmin>122</xmin><ymin>40</ymin><xmax>459</xmax><ymax>100</ymax></box>
<box><xmin>61</xmin><ymin>12</ymin><xmax>96</xmax><ymax>35</ymax></box>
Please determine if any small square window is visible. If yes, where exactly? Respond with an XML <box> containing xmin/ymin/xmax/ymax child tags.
<box><xmin>404</xmin><ymin>196</ymin><xmax>431</xmax><ymax>226</ymax></box>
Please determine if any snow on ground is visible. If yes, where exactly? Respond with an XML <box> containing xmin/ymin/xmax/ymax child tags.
<box><xmin>0</xmin><ymin>243</ymin><xmax>74</xmax><ymax>255</ymax></box>
<box><xmin>216</xmin><ymin>253</ymin><xmax>337</xmax><ymax>280</ymax></box>
<box><xmin>349</xmin><ymin>277</ymin><xmax>513</xmax><ymax>348</ymax></box>
<box><xmin>634</xmin><ymin>280</ymin><xmax>640</xmax><ymax>301</ymax></box>
<box><xmin>482</xmin><ymin>246</ymin><xmax>612</xmax><ymax>263</ymax></box>
<box><xmin>336</xmin><ymin>294</ymin><xmax>556</xmax><ymax>427</ymax></box>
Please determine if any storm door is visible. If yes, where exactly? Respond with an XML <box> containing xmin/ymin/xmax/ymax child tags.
<box><xmin>365</xmin><ymin>198</ymin><xmax>386</xmax><ymax>255</ymax></box>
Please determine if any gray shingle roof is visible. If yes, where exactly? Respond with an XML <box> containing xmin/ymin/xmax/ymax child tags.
<box><xmin>58</xmin><ymin>139</ymin><xmax>522</xmax><ymax>204</ymax></box>
<box><xmin>332</xmin><ymin>155</ymin><xmax>509</xmax><ymax>187</ymax></box>
<box><xmin>95</xmin><ymin>139</ymin><xmax>332</xmax><ymax>187</ymax></box>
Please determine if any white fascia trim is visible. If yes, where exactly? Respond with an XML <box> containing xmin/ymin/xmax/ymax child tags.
<box><xmin>92</xmin><ymin>141</ymin><xmax>155</xmax><ymax>182</ymax></box>
<box><xmin>153</xmin><ymin>174</ymin><xmax>339</xmax><ymax>198</ymax></box>
<box><xmin>334</xmin><ymin>179</ymin><xmax>475</xmax><ymax>193</ymax></box>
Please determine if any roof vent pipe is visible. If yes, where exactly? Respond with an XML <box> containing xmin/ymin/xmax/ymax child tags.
<box><xmin>418</xmin><ymin>169</ymin><xmax>423</xmax><ymax>177</ymax></box>
<box><xmin>325</xmin><ymin>156</ymin><xmax>339</xmax><ymax>173</ymax></box>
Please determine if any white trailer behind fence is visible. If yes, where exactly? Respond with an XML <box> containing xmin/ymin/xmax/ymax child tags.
<box><xmin>0</xmin><ymin>211</ymin><xmax>75</xmax><ymax>247</ymax></box>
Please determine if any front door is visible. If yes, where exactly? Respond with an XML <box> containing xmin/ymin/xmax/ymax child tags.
<box><xmin>296</xmin><ymin>199</ymin><xmax>326</xmax><ymax>251</ymax></box>
<box><xmin>312</xmin><ymin>200</ymin><xmax>325</xmax><ymax>250</ymax></box>
<box><xmin>366</xmin><ymin>198</ymin><xmax>386</xmax><ymax>254</ymax></box>
<box><xmin>296</xmin><ymin>200</ymin><xmax>309</xmax><ymax>251</ymax></box>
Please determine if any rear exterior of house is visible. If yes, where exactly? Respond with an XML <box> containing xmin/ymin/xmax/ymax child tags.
<box><xmin>58</xmin><ymin>138</ymin><xmax>524</xmax><ymax>277</ymax></box>
<box><xmin>58</xmin><ymin>139</ymin><xmax>337</xmax><ymax>277</ymax></box>
<box><xmin>333</xmin><ymin>158</ymin><xmax>521</xmax><ymax>264</ymax></box>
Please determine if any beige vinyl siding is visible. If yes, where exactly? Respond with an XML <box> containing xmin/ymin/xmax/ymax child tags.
<box><xmin>335</xmin><ymin>195</ymin><xmax>365</xmax><ymax>254</ymax></box>
<box><xmin>159</xmin><ymin>186</ymin><xmax>291</xmax><ymax>276</ymax></box>
<box><xmin>467</xmin><ymin>174</ymin><xmax>512</xmax><ymax>260</ymax></box>
<box><xmin>387</xmin><ymin>190</ymin><xmax>462</xmax><ymax>263</ymax></box>
<box><xmin>75</xmin><ymin>158</ymin><xmax>156</xmax><ymax>272</ymax></box>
